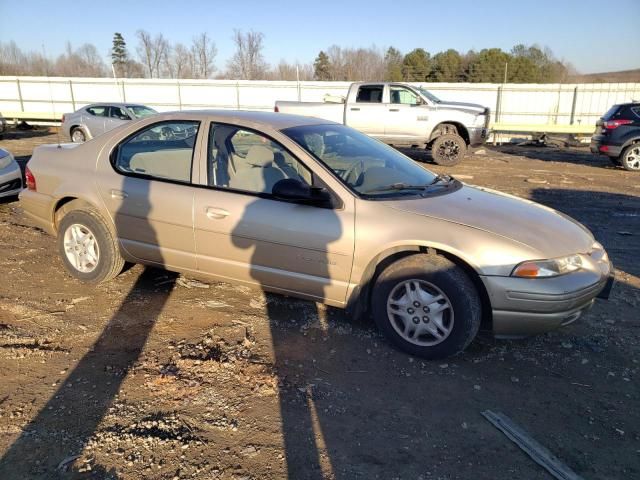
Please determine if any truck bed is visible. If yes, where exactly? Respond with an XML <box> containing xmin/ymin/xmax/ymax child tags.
<box><xmin>275</xmin><ymin>101</ymin><xmax>344</xmax><ymax>124</ymax></box>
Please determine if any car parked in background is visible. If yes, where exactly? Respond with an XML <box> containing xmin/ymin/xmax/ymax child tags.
<box><xmin>275</xmin><ymin>82</ymin><xmax>490</xmax><ymax>166</ymax></box>
<box><xmin>0</xmin><ymin>148</ymin><xmax>22</xmax><ymax>198</ymax></box>
<box><xmin>590</xmin><ymin>102</ymin><xmax>640</xmax><ymax>171</ymax></box>
<box><xmin>20</xmin><ymin>111</ymin><xmax>612</xmax><ymax>359</ymax></box>
<box><xmin>61</xmin><ymin>103</ymin><xmax>157</xmax><ymax>143</ymax></box>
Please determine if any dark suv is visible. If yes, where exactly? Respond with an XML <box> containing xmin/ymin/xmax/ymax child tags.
<box><xmin>591</xmin><ymin>102</ymin><xmax>640</xmax><ymax>171</ymax></box>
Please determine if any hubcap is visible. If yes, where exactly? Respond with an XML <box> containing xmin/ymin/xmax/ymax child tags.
<box><xmin>386</xmin><ymin>279</ymin><xmax>454</xmax><ymax>347</ymax></box>
<box><xmin>63</xmin><ymin>224</ymin><xmax>99</xmax><ymax>273</ymax></box>
<box><xmin>72</xmin><ymin>130</ymin><xmax>85</xmax><ymax>142</ymax></box>
<box><xmin>625</xmin><ymin>146</ymin><xmax>640</xmax><ymax>170</ymax></box>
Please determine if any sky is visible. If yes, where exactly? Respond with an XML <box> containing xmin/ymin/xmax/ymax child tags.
<box><xmin>1</xmin><ymin>0</ymin><xmax>639</xmax><ymax>74</ymax></box>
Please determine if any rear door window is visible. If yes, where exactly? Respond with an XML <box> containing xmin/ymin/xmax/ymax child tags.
<box><xmin>113</xmin><ymin>121</ymin><xmax>200</xmax><ymax>183</ymax></box>
<box><xmin>86</xmin><ymin>106</ymin><xmax>107</xmax><ymax>117</ymax></box>
<box><xmin>356</xmin><ymin>85</ymin><xmax>384</xmax><ymax>103</ymax></box>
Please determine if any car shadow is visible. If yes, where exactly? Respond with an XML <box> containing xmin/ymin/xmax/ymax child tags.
<box><xmin>496</xmin><ymin>144</ymin><xmax>616</xmax><ymax>169</ymax></box>
<box><xmin>529</xmin><ymin>187</ymin><xmax>640</xmax><ymax>278</ymax></box>
<box><xmin>0</xmin><ymin>175</ymin><xmax>174</xmax><ymax>478</ymax></box>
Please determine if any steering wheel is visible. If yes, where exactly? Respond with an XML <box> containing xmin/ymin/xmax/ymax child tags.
<box><xmin>341</xmin><ymin>159</ymin><xmax>364</xmax><ymax>184</ymax></box>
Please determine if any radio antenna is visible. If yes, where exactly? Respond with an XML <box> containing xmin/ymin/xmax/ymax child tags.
<box><xmin>42</xmin><ymin>44</ymin><xmax>62</xmax><ymax>148</ymax></box>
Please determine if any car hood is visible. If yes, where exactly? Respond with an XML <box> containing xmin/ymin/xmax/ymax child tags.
<box><xmin>384</xmin><ymin>184</ymin><xmax>594</xmax><ymax>257</ymax></box>
<box><xmin>435</xmin><ymin>101</ymin><xmax>487</xmax><ymax>115</ymax></box>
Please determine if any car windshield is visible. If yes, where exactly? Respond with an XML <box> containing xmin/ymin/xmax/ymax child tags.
<box><xmin>127</xmin><ymin>105</ymin><xmax>157</xmax><ymax>119</ymax></box>
<box><xmin>417</xmin><ymin>88</ymin><xmax>441</xmax><ymax>104</ymax></box>
<box><xmin>282</xmin><ymin>124</ymin><xmax>441</xmax><ymax>197</ymax></box>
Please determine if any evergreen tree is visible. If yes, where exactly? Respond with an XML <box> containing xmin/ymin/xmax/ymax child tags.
<box><xmin>313</xmin><ymin>51</ymin><xmax>331</xmax><ymax>80</ymax></box>
<box><xmin>402</xmin><ymin>48</ymin><xmax>430</xmax><ymax>81</ymax></box>
<box><xmin>384</xmin><ymin>47</ymin><xmax>404</xmax><ymax>81</ymax></box>
<box><xmin>429</xmin><ymin>49</ymin><xmax>462</xmax><ymax>82</ymax></box>
<box><xmin>111</xmin><ymin>32</ymin><xmax>128</xmax><ymax>77</ymax></box>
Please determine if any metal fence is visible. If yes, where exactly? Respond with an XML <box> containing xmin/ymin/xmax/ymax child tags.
<box><xmin>1</xmin><ymin>76</ymin><xmax>639</xmax><ymax>133</ymax></box>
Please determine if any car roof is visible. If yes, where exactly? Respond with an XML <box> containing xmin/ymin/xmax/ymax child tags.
<box><xmin>159</xmin><ymin>110</ymin><xmax>335</xmax><ymax>129</ymax></box>
<box><xmin>82</xmin><ymin>103</ymin><xmax>147</xmax><ymax>109</ymax></box>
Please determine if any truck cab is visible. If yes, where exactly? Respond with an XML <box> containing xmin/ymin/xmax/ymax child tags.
<box><xmin>276</xmin><ymin>82</ymin><xmax>490</xmax><ymax>166</ymax></box>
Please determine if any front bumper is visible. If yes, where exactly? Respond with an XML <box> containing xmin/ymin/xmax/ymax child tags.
<box><xmin>481</xmin><ymin>261</ymin><xmax>613</xmax><ymax>337</ymax></box>
<box><xmin>468</xmin><ymin>127</ymin><xmax>488</xmax><ymax>147</ymax></box>
<box><xmin>0</xmin><ymin>162</ymin><xmax>22</xmax><ymax>198</ymax></box>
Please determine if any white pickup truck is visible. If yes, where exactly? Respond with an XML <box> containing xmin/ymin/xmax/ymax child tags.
<box><xmin>275</xmin><ymin>82</ymin><xmax>490</xmax><ymax>165</ymax></box>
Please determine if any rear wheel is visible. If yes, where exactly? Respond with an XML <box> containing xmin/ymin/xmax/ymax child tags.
<box><xmin>57</xmin><ymin>207</ymin><xmax>124</xmax><ymax>283</ymax></box>
<box><xmin>620</xmin><ymin>144</ymin><xmax>640</xmax><ymax>171</ymax></box>
<box><xmin>371</xmin><ymin>253</ymin><xmax>481</xmax><ymax>359</ymax></box>
<box><xmin>71</xmin><ymin>127</ymin><xmax>86</xmax><ymax>143</ymax></box>
<box><xmin>431</xmin><ymin>133</ymin><xmax>467</xmax><ymax>166</ymax></box>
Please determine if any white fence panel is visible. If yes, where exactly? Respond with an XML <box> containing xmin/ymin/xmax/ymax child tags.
<box><xmin>1</xmin><ymin>76</ymin><xmax>639</xmax><ymax>134</ymax></box>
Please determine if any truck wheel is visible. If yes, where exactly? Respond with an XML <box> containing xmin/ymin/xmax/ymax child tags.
<box><xmin>371</xmin><ymin>253</ymin><xmax>481</xmax><ymax>359</ymax></box>
<box><xmin>57</xmin><ymin>207</ymin><xmax>125</xmax><ymax>283</ymax></box>
<box><xmin>431</xmin><ymin>134</ymin><xmax>467</xmax><ymax>166</ymax></box>
<box><xmin>620</xmin><ymin>144</ymin><xmax>640</xmax><ymax>171</ymax></box>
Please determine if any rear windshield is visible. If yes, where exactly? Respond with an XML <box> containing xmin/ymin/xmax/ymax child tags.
<box><xmin>602</xmin><ymin>105</ymin><xmax>622</xmax><ymax>120</ymax></box>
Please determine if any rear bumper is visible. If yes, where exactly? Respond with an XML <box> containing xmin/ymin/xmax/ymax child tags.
<box><xmin>481</xmin><ymin>264</ymin><xmax>613</xmax><ymax>337</ymax></box>
<box><xmin>18</xmin><ymin>189</ymin><xmax>56</xmax><ymax>235</ymax></box>
<box><xmin>590</xmin><ymin>136</ymin><xmax>622</xmax><ymax>157</ymax></box>
<box><xmin>468</xmin><ymin>127</ymin><xmax>488</xmax><ymax>147</ymax></box>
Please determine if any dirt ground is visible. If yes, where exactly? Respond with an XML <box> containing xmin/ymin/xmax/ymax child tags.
<box><xmin>0</xmin><ymin>128</ymin><xmax>638</xmax><ymax>480</ymax></box>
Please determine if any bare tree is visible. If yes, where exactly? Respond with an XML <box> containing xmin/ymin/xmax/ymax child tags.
<box><xmin>191</xmin><ymin>33</ymin><xmax>217</xmax><ymax>78</ymax></box>
<box><xmin>163</xmin><ymin>43</ymin><xmax>193</xmax><ymax>79</ymax></box>
<box><xmin>226</xmin><ymin>30</ymin><xmax>268</xmax><ymax>80</ymax></box>
<box><xmin>136</xmin><ymin>30</ymin><xmax>169</xmax><ymax>78</ymax></box>
<box><xmin>269</xmin><ymin>60</ymin><xmax>314</xmax><ymax>81</ymax></box>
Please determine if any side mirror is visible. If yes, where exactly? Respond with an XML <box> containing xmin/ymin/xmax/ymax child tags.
<box><xmin>272</xmin><ymin>178</ymin><xmax>331</xmax><ymax>205</ymax></box>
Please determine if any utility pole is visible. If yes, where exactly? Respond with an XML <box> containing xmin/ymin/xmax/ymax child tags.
<box><xmin>503</xmin><ymin>62</ymin><xmax>508</xmax><ymax>84</ymax></box>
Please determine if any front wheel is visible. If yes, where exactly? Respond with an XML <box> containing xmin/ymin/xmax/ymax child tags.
<box><xmin>431</xmin><ymin>134</ymin><xmax>467</xmax><ymax>166</ymax></box>
<box><xmin>620</xmin><ymin>144</ymin><xmax>640</xmax><ymax>171</ymax></box>
<box><xmin>371</xmin><ymin>254</ymin><xmax>481</xmax><ymax>359</ymax></box>
<box><xmin>57</xmin><ymin>208</ymin><xmax>124</xmax><ymax>283</ymax></box>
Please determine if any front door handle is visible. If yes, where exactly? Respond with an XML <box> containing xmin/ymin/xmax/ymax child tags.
<box><xmin>389</xmin><ymin>108</ymin><xmax>400</xmax><ymax>112</ymax></box>
<box><xmin>350</xmin><ymin>107</ymin><xmax>360</xmax><ymax>111</ymax></box>
<box><xmin>110</xmin><ymin>189</ymin><xmax>128</xmax><ymax>199</ymax></box>
<box><xmin>205</xmin><ymin>207</ymin><xmax>230</xmax><ymax>220</ymax></box>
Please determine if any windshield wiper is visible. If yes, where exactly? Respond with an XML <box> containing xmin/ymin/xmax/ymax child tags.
<box><xmin>363</xmin><ymin>182</ymin><xmax>432</xmax><ymax>194</ymax></box>
<box><xmin>428</xmin><ymin>174</ymin><xmax>453</xmax><ymax>185</ymax></box>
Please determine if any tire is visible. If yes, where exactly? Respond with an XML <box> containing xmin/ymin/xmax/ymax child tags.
<box><xmin>620</xmin><ymin>143</ymin><xmax>640</xmax><ymax>171</ymax></box>
<box><xmin>57</xmin><ymin>207</ymin><xmax>124</xmax><ymax>283</ymax></box>
<box><xmin>371</xmin><ymin>253</ymin><xmax>481</xmax><ymax>359</ymax></box>
<box><xmin>71</xmin><ymin>127</ymin><xmax>86</xmax><ymax>143</ymax></box>
<box><xmin>431</xmin><ymin>133</ymin><xmax>467</xmax><ymax>166</ymax></box>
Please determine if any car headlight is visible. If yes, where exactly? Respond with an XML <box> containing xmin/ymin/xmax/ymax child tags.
<box><xmin>512</xmin><ymin>254</ymin><xmax>583</xmax><ymax>278</ymax></box>
<box><xmin>0</xmin><ymin>152</ymin><xmax>14</xmax><ymax>170</ymax></box>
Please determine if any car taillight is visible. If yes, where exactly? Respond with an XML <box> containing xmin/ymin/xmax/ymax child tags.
<box><xmin>274</xmin><ymin>105</ymin><xmax>279</xmax><ymax>113</ymax></box>
<box><xmin>603</xmin><ymin>119</ymin><xmax>632</xmax><ymax>130</ymax></box>
<box><xmin>25</xmin><ymin>167</ymin><xmax>36</xmax><ymax>191</ymax></box>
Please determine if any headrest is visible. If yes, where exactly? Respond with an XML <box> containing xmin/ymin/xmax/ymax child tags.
<box><xmin>246</xmin><ymin>145</ymin><xmax>274</xmax><ymax>167</ymax></box>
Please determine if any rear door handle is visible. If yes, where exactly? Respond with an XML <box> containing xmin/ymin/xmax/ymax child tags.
<box><xmin>389</xmin><ymin>108</ymin><xmax>400</xmax><ymax>112</ymax></box>
<box><xmin>205</xmin><ymin>207</ymin><xmax>230</xmax><ymax>220</ymax></box>
<box><xmin>110</xmin><ymin>189</ymin><xmax>128</xmax><ymax>199</ymax></box>
<box><xmin>350</xmin><ymin>107</ymin><xmax>360</xmax><ymax>111</ymax></box>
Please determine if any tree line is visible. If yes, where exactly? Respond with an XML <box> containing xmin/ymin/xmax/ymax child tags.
<box><xmin>0</xmin><ymin>30</ymin><xmax>573</xmax><ymax>83</ymax></box>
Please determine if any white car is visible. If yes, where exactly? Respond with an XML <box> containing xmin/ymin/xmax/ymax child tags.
<box><xmin>0</xmin><ymin>148</ymin><xmax>22</xmax><ymax>198</ymax></box>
